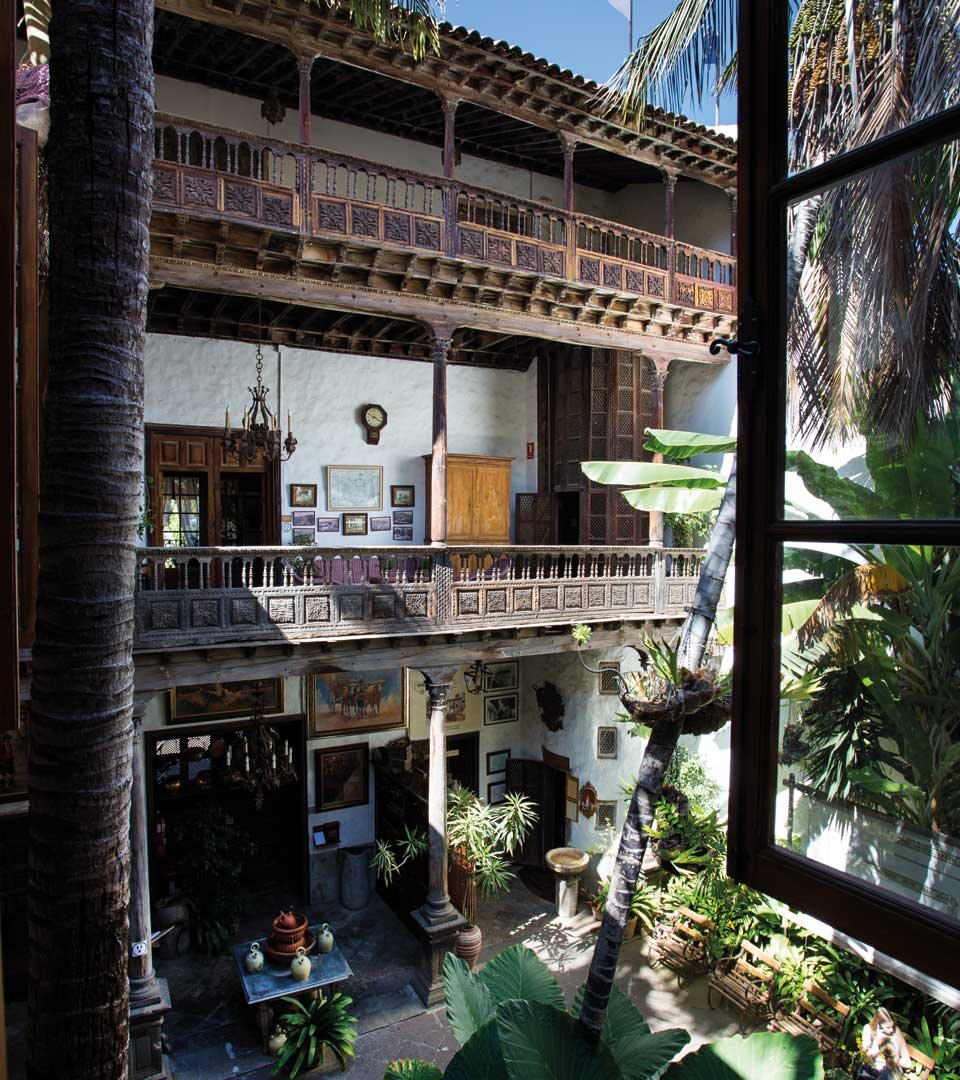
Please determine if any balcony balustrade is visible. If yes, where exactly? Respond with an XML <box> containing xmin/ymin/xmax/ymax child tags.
<box><xmin>134</xmin><ymin>544</ymin><xmax>706</xmax><ymax>650</ymax></box>
<box><xmin>152</xmin><ymin>115</ymin><xmax>736</xmax><ymax>318</ymax></box>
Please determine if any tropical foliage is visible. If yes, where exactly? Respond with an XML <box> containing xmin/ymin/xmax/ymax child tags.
<box><xmin>271</xmin><ymin>992</ymin><xmax>358</xmax><ymax>1078</ymax></box>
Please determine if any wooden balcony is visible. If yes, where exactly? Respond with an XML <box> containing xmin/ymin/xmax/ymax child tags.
<box><xmin>134</xmin><ymin>544</ymin><xmax>706</xmax><ymax>651</ymax></box>
<box><xmin>150</xmin><ymin>116</ymin><xmax>736</xmax><ymax>355</ymax></box>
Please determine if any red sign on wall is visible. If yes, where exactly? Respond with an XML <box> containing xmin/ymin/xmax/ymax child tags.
<box><xmin>526</xmin><ymin>442</ymin><xmax>535</xmax><ymax>459</ymax></box>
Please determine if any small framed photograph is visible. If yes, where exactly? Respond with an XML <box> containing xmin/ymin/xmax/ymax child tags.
<box><xmin>391</xmin><ymin>485</ymin><xmax>415</xmax><ymax>507</ymax></box>
<box><xmin>328</xmin><ymin>465</ymin><xmax>383</xmax><ymax>511</ymax></box>
<box><xmin>486</xmin><ymin>748</ymin><xmax>511</xmax><ymax>776</ymax></box>
<box><xmin>342</xmin><ymin>512</ymin><xmax>368</xmax><ymax>536</ymax></box>
<box><xmin>392</xmin><ymin>510</ymin><xmax>414</xmax><ymax>526</ymax></box>
<box><xmin>393</xmin><ymin>526</ymin><xmax>414</xmax><ymax>541</ymax></box>
<box><xmin>314</xmin><ymin>743</ymin><xmax>369</xmax><ymax>811</ymax></box>
<box><xmin>484</xmin><ymin>692</ymin><xmax>518</xmax><ymax>726</ymax></box>
<box><xmin>291</xmin><ymin>510</ymin><xmax>316</xmax><ymax>528</ymax></box>
<box><xmin>484</xmin><ymin>661</ymin><xmax>518</xmax><ymax>693</ymax></box>
<box><xmin>316</xmin><ymin>517</ymin><xmax>340</xmax><ymax>533</ymax></box>
<box><xmin>292</xmin><ymin>528</ymin><xmax>316</xmax><ymax>546</ymax></box>
<box><xmin>487</xmin><ymin>780</ymin><xmax>507</xmax><ymax>806</ymax></box>
<box><xmin>290</xmin><ymin>483</ymin><xmax>318</xmax><ymax>507</ymax></box>
<box><xmin>370</xmin><ymin>516</ymin><xmax>391</xmax><ymax>532</ymax></box>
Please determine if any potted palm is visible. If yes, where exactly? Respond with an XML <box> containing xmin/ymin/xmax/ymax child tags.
<box><xmin>270</xmin><ymin>991</ymin><xmax>357</xmax><ymax>1077</ymax></box>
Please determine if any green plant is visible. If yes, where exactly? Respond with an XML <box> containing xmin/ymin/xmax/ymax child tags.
<box><xmin>663</xmin><ymin>745</ymin><xmax>722</xmax><ymax>813</ymax></box>
<box><xmin>665</xmin><ymin>509</ymin><xmax>717</xmax><ymax>548</ymax></box>
<box><xmin>593</xmin><ymin>878</ymin><xmax>659</xmax><ymax>935</ymax></box>
<box><xmin>372</xmin><ymin>826</ymin><xmax>428</xmax><ymax>885</ymax></box>
<box><xmin>767</xmin><ymin>934</ymin><xmax>822</xmax><ymax>1008</ymax></box>
<box><xmin>909</xmin><ymin>1018</ymin><xmax>960</xmax><ymax>1080</ymax></box>
<box><xmin>271</xmin><ymin>991</ymin><xmax>357</xmax><ymax>1078</ymax></box>
<box><xmin>644</xmin><ymin>800</ymin><xmax>725</xmax><ymax>873</ymax></box>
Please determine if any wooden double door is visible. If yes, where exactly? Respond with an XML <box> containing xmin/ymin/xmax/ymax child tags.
<box><xmin>424</xmin><ymin>453</ymin><xmax>512</xmax><ymax>545</ymax></box>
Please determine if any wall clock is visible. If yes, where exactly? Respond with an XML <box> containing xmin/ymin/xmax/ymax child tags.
<box><xmin>361</xmin><ymin>403</ymin><xmax>388</xmax><ymax>445</ymax></box>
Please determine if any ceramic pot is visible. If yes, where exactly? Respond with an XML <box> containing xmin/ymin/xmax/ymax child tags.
<box><xmin>317</xmin><ymin>924</ymin><xmax>334</xmax><ymax>954</ymax></box>
<box><xmin>455</xmin><ymin>924</ymin><xmax>483</xmax><ymax>969</ymax></box>
<box><xmin>622</xmin><ymin>916</ymin><xmax>639</xmax><ymax>941</ymax></box>
<box><xmin>341</xmin><ymin>847</ymin><xmax>370</xmax><ymax>911</ymax></box>
<box><xmin>272</xmin><ymin>911</ymin><xmax>308</xmax><ymax>946</ymax></box>
<box><xmin>290</xmin><ymin>946</ymin><xmax>311</xmax><ymax>983</ymax></box>
<box><xmin>268</xmin><ymin>1028</ymin><xmax>287</xmax><ymax>1055</ymax></box>
<box><xmin>245</xmin><ymin>941</ymin><xmax>265</xmax><ymax>974</ymax></box>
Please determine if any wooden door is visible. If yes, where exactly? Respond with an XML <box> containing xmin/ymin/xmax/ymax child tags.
<box><xmin>474</xmin><ymin>461</ymin><xmax>511</xmax><ymax>543</ymax></box>
<box><xmin>506</xmin><ymin>757</ymin><xmax>565</xmax><ymax>868</ymax></box>
<box><xmin>445</xmin><ymin>457</ymin><xmax>476</xmax><ymax>542</ymax></box>
<box><xmin>447</xmin><ymin>732</ymin><xmax>479</xmax><ymax>795</ymax></box>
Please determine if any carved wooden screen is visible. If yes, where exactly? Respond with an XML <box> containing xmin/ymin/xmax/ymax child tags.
<box><xmin>514</xmin><ymin>493</ymin><xmax>555</xmax><ymax>545</ymax></box>
<box><xmin>550</xmin><ymin>348</ymin><xmax>587</xmax><ymax>492</ymax></box>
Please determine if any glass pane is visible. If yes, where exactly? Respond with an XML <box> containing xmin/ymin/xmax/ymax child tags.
<box><xmin>775</xmin><ymin>542</ymin><xmax>960</xmax><ymax>927</ymax></box>
<box><xmin>787</xmin><ymin>2</ymin><xmax>960</xmax><ymax>173</ymax></box>
<box><xmin>783</xmin><ymin>137</ymin><xmax>960</xmax><ymax>519</ymax></box>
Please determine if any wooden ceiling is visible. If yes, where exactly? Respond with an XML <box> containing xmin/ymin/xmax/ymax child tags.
<box><xmin>153</xmin><ymin>10</ymin><xmax>664</xmax><ymax>191</ymax></box>
<box><xmin>147</xmin><ymin>287</ymin><xmax>552</xmax><ymax>371</ymax></box>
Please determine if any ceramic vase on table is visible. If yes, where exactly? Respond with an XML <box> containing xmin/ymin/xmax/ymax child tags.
<box><xmin>245</xmin><ymin>941</ymin><xmax>265</xmax><ymax>973</ymax></box>
<box><xmin>290</xmin><ymin>946</ymin><xmax>312</xmax><ymax>983</ymax></box>
<box><xmin>317</xmin><ymin>924</ymin><xmax>334</xmax><ymax>954</ymax></box>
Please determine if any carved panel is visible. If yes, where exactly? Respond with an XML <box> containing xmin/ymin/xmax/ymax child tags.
<box><xmin>458</xmin><ymin>590</ymin><xmax>480</xmax><ymax>616</ymax></box>
<box><xmin>384</xmin><ymin>211</ymin><xmax>411</xmax><ymax>243</ymax></box>
<box><xmin>190</xmin><ymin>599</ymin><xmax>220</xmax><ymax>627</ymax></box>
<box><xmin>183</xmin><ymin>174</ymin><xmax>216</xmax><ymax>208</ymax></box>
<box><xmin>541</xmin><ymin>249</ymin><xmax>563</xmax><ymax>276</ymax></box>
<box><xmin>587</xmin><ymin>584</ymin><xmax>606</xmax><ymax>608</ymax></box>
<box><xmin>458</xmin><ymin>228</ymin><xmax>485</xmax><ymax>259</ymax></box>
<box><xmin>487</xmin><ymin>236</ymin><xmax>512</xmax><ymax>264</ymax></box>
<box><xmin>514</xmin><ymin>588</ymin><xmax>533</xmax><ymax>612</ymax></box>
<box><xmin>153</xmin><ymin>166</ymin><xmax>176</xmax><ymax>202</ymax></box>
<box><xmin>646</xmin><ymin>272</ymin><xmax>665</xmax><ymax>298</ymax></box>
<box><xmin>634</xmin><ymin>582</ymin><xmax>652</xmax><ymax>606</ymax></box>
<box><xmin>563</xmin><ymin>586</ymin><xmax>584</xmax><ymax>609</ymax></box>
<box><xmin>267</xmin><ymin>597</ymin><xmax>296</xmax><ymax>625</ymax></box>
<box><xmin>666</xmin><ymin>583</ymin><xmax>686</xmax><ymax>607</ymax></box>
<box><xmin>602</xmin><ymin>262</ymin><xmax>622</xmax><ymax>289</ymax></box>
<box><xmin>486</xmin><ymin>589</ymin><xmax>507</xmax><ymax>614</ymax></box>
<box><xmin>230</xmin><ymin>598</ymin><xmax>258</xmax><ymax>625</ymax></box>
<box><xmin>675</xmin><ymin>279</ymin><xmax>696</xmax><ymax>305</ymax></box>
<box><xmin>578</xmin><ymin>257</ymin><xmax>600</xmax><ymax>285</ymax></box>
<box><xmin>516</xmin><ymin>242</ymin><xmax>538</xmax><ymax>271</ymax></box>
<box><xmin>404</xmin><ymin>592</ymin><xmax>429</xmax><ymax>617</ymax></box>
<box><xmin>305</xmin><ymin>596</ymin><xmax>331</xmax><ymax>623</ymax></box>
<box><xmin>414</xmin><ymin>218</ymin><xmax>440</xmax><ymax>250</ymax></box>
<box><xmin>539</xmin><ymin>586</ymin><xmax>559</xmax><ymax>610</ymax></box>
<box><xmin>340</xmin><ymin>594</ymin><xmax>365</xmax><ymax>620</ymax></box>
<box><xmin>695</xmin><ymin>284</ymin><xmax>716</xmax><ymax>309</ymax></box>
<box><xmin>223</xmin><ymin>181</ymin><xmax>257</xmax><ymax>217</ymax></box>
<box><xmin>263</xmin><ymin>194</ymin><xmax>293</xmax><ymax>226</ymax></box>
<box><xmin>316</xmin><ymin>199</ymin><xmax>347</xmax><ymax>233</ymax></box>
<box><xmin>150</xmin><ymin>602</ymin><xmax>180</xmax><ymax>631</ymax></box>
<box><xmin>611</xmin><ymin>584</ymin><xmax>629</xmax><ymax>607</ymax></box>
<box><xmin>371</xmin><ymin>594</ymin><xmax>397</xmax><ymax>620</ymax></box>
<box><xmin>625</xmin><ymin>267</ymin><xmax>644</xmax><ymax>294</ymax></box>
<box><xmin>716</xmin><ymin>287</ymin><xmax>735</xmax><ymax>313</ymax></box>
<box><xmin>352</xmin><ymin>206</ymin><xmax>380</xmax><ymax>238</ymax></box>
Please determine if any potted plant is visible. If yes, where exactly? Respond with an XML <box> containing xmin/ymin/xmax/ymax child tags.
<box><xmin>645</xmin><ymin>798</ymin><xmax>725</xmax><ymax>875</ymax></box>
<box><xmin>591</xmin><ymin>877</ymin><xmax>658</xmax><ymax>940</ymax></box>
<box><xmin>271</xmin><ymin>991</ymin><xmax>357</xmax><ymax>1078</ymax></box>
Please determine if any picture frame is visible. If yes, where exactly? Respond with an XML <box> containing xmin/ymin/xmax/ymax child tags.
<box><xmin>483</xmin><ymin>660</ymin><xmax>518</xmax><ymax>693</ymax></box>
<box><xmin>486</xmin><ymin>748</ymin><xmax>511</xmax><ymax>776</ymax></box>
<box><xmin>168</xmin><ymin>678</ymin><xmax>284</xmax><ymax>724</ymax></box>
<box><xmin>370</xmin><ymin>516</ymin><xmax>391</xmax><ymax>532</ymax></box>
<box><xmin>327</xmin><ymin>465</ymin><xmax>383</xmax><ymax>511</ymax></box>
<box><xmin>404</xmin><ymin>668</ymin><xmax>469</xmax><ymax>738</ymax></box>
<box><xmin>308</xmin><ymin>671</ymin><xmax>407</xmax><ymax>737</ymax></box>
<box><xmin>487</xmin><ymin>780</ymin><xmax>507</xmax><ymax>806</ymax></box>
<box><xmin>314</xmin><ymin>743</ymin><xmax>369</xmax><ymax>811</ymax></box>
<box><xmin>393</xmin><ymin>527</ymin><xmax>414</xmax><ymax>541</ymax></box>
<box><xmin>292</xmin><ymin>528</ymin><xmax>316</xmax><ymax>546</ymax></box>
<box><xmin>291</xmin><ymin>510</ymin><xmax>316</xmax><ymax>528</ymax></box>
<box><xmin>484</xmin><ymin>691</ymin><xmax>519</xmax><ymax>726</ymax></box>
<box><xmin>392</xmin><ymin>510</ymin><xmax>414</xmax><ymax>526</ymax></box>
<box><xmin>290</xmin><ymin>483</ymin><xmax>318</xmax><ymax>507</ymax></box>
<box><xmin>391</xmin><ymin>485</ymin><xmax>415</xmax><ymax>507</ymax></box>
<box><xmin>342</xmin><ymin>512</ymin><xmax>369</xmax><ymax>536</ymax></box>
<box><xmin>316</xmin><ymin>517</ymin><xmax>340</xmax><ymax>533</ymax></box>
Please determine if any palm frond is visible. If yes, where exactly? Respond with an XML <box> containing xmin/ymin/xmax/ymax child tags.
<box><xmin>307</xmin><ymin>0</ymin><xmax>440</xmax><ymax>60</ymax></box>
<box><xmin>797</xmin><ymin>562</ymin><xmax>911</xmax><ymax>648</ymax></box>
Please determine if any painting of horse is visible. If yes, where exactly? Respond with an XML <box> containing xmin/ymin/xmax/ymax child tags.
<box><xmin>308</xmin><ymin>669</ymin><xmax>405</xmax><ymax>736</ymax></box>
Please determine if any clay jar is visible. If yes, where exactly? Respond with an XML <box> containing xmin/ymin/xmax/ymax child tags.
<box><xmin>316</xmin><ymin>924</ymin><xmax>334</xmax><ymax>954</ymax></box>
<box><xmin>290</xmin><ymin>946</ymin><xmax>311</xmax><ymax>983</ymax></box>
<box><xmin>268</xmin><ymin>1028</ymin><xmax>287</xmax><ymax>1055</ymax></box>
<box><xmin>245</xmin><ymin>941</ymin><xmax>265</xmax><ymax>974</ymax></box>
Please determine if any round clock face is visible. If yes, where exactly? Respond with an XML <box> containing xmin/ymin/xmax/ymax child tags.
<box><xmin>364</xmin><ymin>405</ymin><xmax>386</xmax><ymax>429</ymax></box>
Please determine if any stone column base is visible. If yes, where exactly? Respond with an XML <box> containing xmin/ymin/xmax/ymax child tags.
<box><xmin>410</xmin><ymin>907</ymin><xmax>466</xmax><ymax>1007</ymax></box>
<box><xmin>129</xmin><ymin>976</ymin><xmax>171</xmax><ymax>1080</ymax></box>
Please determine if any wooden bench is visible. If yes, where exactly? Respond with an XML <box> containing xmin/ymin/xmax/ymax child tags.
<box><xmin>905</xmin><ymin>1044</ymin><xmax>936</xmax><ymax>1080</ymax></box>
<box><xmin>768</xmin><ymin>979</ymin><xmax>850</xmax><ymax>1063</ymax></box>
<box><xmin>708</xmin><ymin>940</ymin><xmax>782</xmax><ymax>1032</ymax></box>
<box><xmin>650</xmin><ymin>906</ymin><xmax>716</xmax><ymax>986</ymax></box>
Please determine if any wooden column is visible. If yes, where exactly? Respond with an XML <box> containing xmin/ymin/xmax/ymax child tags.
<box><xmin>647</xmin><ymin>358</ymin><xmax>671</xmax><ymax>547</ymax></box>
<box><xmin>662</xmin><ymin>168</ymin><xmax>678</xmax><ymax>303</ymax></box>
<box><xmin>440</xmin><ymin>95</ymin><xmax>460</xmax><ymax>179</ymax></box>
<box><xmin>560</xmin><ymin>132</ymin><xmax>577</xmax><ymax>213</ymax></box>
<box><xmin>727</xmin><ymin>186</ymin><xmax>738</xmax><ymax>259</ymax></box>
<box><xmin>427</xmin><ymin>327</ymin><xmax>455</xmax><ymax>546</ymax></box>
<box><xmin>296</xmin><ymin>55</ymin><xmax>317</xmax><ymax>145</ymax></box>
<box><xmin>411</xmin><ymin>667</ymin><xmax>465</xmax><ymax>1005</ymax></box>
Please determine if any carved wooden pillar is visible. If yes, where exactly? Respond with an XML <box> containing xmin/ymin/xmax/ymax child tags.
<box><xmin>560</xmin><ymin>132</ymin><xmax>577</xmax><ymax>213</ymax></box>
<box><xmin>440</xmin><ymin>95</ymin><xmax>461</xmax><ymax>180</ymax></box>
<box><xmin>427</xmin><ymin>327</ymin><xmax>455</xmax><ymax>546</ymax></box>
<box><xmin>727</xmin><ymin>186</ymin><xmax>737</xmax><ymax>259</ymax></box>
<box><xmin>411</xmin><ymin>668</ymin><xmax>465</xmax><ymax>1005</ymax></box>
<box><xmin>296</xmin><ymin>55</ymin><xmax>317</xmax><ymax>145</ymax></box>
<box><xmin>647</xmin><ymin>358</ymin><xmax>671</xmax><ymax>548</ymax></box>
<box><xmin>662</xmin><ymin>168</ymin><xmax>678</xmax><ymax>303</ymax></box>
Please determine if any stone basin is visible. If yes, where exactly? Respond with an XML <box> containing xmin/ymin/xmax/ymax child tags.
<box><xmin>544</xmin><ymin>847</ymin><xmax>589</xmax><ymax>920</ymax></box>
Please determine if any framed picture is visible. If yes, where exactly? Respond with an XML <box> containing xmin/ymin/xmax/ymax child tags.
<box><xmin>308</xmin><ymin>670</ymin><xmax>406</xmax><ymax>737</ymax></box>
<box><xmin>168</xmin><ymin>678</ymin><xmax>284</xmax><ymax>724</ymax></box>
<box><xmin>292</xmin><ymin>528</ymin><xmax>316</xmax><ymax>546</ymax></box>
<box><xmin>290</xmin><ymin>483</ymin><xmax>317</xmax><ymax>507</ymax></box>
<box><xmin>316</xmin><ymin>517</ymin><xmax>340</xmax><ymax>533</ymax></box>
<box><xmin>486</xmin><ymin>748</ymin><xmax>511</xmax><ymax>776</ymax></box>
<box><xmin>314</xmin><ymin>743</ymin><xmax>369</xmax><ymax>811</ymax></box>
<box><xmin>484</xmin><ymin>692</ymin><xmax>518</xmax><ymax>726</ymax></box>
<box><xmin>404</xmin><ymin>668</ymin><xmax>469</xmax><ymax>738</ymax></box>
<box><xmin>291</xmin><ymin>510</ymin><xmax>316</xmax><ymax>528</ymax></box>
<box><xmin>393</xmin><ymin>527</ymin><xmax>414</xmax><ymax>541</ymax></box>
<box><xmin>370</xmin><ymin>516</ymin><xmax>391</xmax><ymax>532</ymax></box>
<box><xmin>327</xmin><ymin>465</ymin><xmax>383</xmax><ymax>511</ymax></box>
<box><xmin>484</xmin><ymin>661</ymin><xmax>518</xmax><ymax>693</ymax></box>
<box><xmin>342</xmin><ymin>513</ymin><xmax>368</xmax><ymax>536</ymax></box>
<box><xmin>392</xmin><ymin>510</ymin><xmax>414</xmax><ymax>526</ymax></box>
<box><xmin>391</xmin><ymin>485</ymin><xmax>415</xmax><ymax>507</ymax></box>
<box><xmin>487</xmin><ymin>780</ymin><xmax>507</xmax><ymax>806</ymax></box>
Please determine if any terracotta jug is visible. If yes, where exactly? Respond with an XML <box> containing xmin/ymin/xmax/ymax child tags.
<box><xmin>277</xmin><ymin>910</ymin><xmax>297</xmax><ymax>930</ymax></box>
<box><xmin>290</xmin><ymin>946</ymin><xmax>311</xmax><ymax>983</ymax></box>
<box><xmin>317</xmin><ymin>924</ymin><xmax>334</xmax><ymax>954</ymax></box>
<box><xmin>245</xmin><ymin>941</ymin><xmax>264</xmax><ymax>974</ymax></box>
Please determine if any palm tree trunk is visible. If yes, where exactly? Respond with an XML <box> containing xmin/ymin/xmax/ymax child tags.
<box><xmin>578</xmin><ymin>462</ymin><xmax>737</xmax><ymax>1039</ymax></box>
<box><xmin>27</xmin><ymin>2</ymin><xmax>153</xmax><ymax>1078</ymax></box>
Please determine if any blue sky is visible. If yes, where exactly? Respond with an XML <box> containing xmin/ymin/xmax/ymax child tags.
<box><xmin>437</xmin><ymin>0</ymin><xmax>736</xmax><ymax>127</ymax></box>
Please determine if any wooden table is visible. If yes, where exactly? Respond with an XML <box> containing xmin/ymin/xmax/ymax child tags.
<box><xmin>233</xmin><ymin>926</ymin><xmax>353</xmax><ymax>1051</ymax></box>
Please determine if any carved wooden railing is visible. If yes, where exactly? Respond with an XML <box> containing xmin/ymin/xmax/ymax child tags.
<box><xmin>134</xmin><ymin>543</ymin><xmax>705</xmax><ymax>649</ymax></box>
<box><xmin>152</xmin><ymin>113</ymin><xmax>736</xmax><ymax>317</ymax></box>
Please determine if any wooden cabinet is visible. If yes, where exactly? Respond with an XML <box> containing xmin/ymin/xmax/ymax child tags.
<box><xmin>423</xmin><ymin>453</ymin><xmax>512</xmax><ymax>544</ymax></box>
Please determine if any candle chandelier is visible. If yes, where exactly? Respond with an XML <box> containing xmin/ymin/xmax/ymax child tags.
<box><xmin>228</xmin><ymin>682</ymin><xmax>297</xmax><ymax>810</ymax></box>
<box><xmin>222</xmin><ymin>339</ymin><xmax>297</xmax><ymax>464</ymax></box>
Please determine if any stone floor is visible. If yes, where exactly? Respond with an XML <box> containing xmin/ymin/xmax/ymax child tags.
<box><xmin>4</xmin><ymin>880</ymin><xmax>737</xmax><ymax>1080</ymax></box>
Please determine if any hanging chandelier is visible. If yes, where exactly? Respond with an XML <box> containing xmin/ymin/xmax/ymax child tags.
<box><xmin>228</xmin><ymin>681</ymin><xmax>297</xmax><ymax>810</ymax></box>
<box><xmin>222</xmin><ymin>341</ymin><xmax>297</xmax><ymax>464</ymax></box>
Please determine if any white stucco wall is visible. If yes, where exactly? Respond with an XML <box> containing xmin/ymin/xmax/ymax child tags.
<box><xmin>143</xmin><ymin>333</ymin><xmax>538</xmax><ymax>546</ymax></box>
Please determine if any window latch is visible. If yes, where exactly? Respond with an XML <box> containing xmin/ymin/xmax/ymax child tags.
<box><xmin>709</xmin><ymin>337</ymin><xmax>760</xmax><ymax>358</ymax></box>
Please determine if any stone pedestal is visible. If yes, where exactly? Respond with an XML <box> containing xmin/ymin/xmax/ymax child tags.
<box><xmin>545</xmin><ymin>847</ymin><xmax>589</xmax><ymax>923</ymax></box>
<box><xmin>556</xmin><ymin>876</ymin><xmax>580</xmax><ymax>920</ymax></box>
<box><xmin>410</xmin><ymin>908</ymin><xmax>466</xmax><ymax>1007</ymax></box>
<box><xmin>129</xmin><ymin>977</ymin><xmax>171</xmax><ymax>1080</ymax></box>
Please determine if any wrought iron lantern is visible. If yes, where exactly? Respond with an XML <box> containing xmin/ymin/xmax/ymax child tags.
<box><xmin>222</xmin><ymin>342</ymin><xmax>297</xmax><ymax>464</ymax></box>
<box><xmin>463</xmin><ymin>660</ymin><xmax>487</xmax><ymax>695</ymax></box>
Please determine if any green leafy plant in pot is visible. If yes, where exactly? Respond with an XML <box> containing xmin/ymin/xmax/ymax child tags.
<box><xmin>271</xmin><ymin>991</ymin><xmax>357</xmax><ymax>1078</ymax></box>
<box><xmin>592</xmin><ymin>877</ymin><xmax>659</xmax><ymax>940</ymax></box>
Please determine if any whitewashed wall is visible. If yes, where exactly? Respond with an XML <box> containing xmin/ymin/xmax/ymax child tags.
<box><xmin>143</xmin><ymin>333</ymin><xmax>538</xmax><ymax>546</ymax></box>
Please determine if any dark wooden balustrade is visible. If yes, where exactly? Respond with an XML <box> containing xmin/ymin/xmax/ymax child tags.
<box><xmin>134</xmin><ymin>543</ymin><xmax>706</xmax><ymax>649</ymax></box>
<box><xmin>152</xmin><ymin>114</ymin><xmax>737</xmax><ymax>318</ymax></box>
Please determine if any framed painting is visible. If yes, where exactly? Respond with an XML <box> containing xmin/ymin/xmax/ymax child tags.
<box><xmin>392</xmin><ymin>510</ymin><xmax>414</xmax><ymax>526</ymax></box>
<box><xmin>314</xmin><ymin>743</ymin><xmax>369</xmax><ymax>811</ymax></box>
<box><xmin>168</xmin><ymin>679</ymin><xmax>284</xmax><ymax>724</ymax></box>
<box><xmin>290</xmin><ymin>484</ymin><xmax>318</xmax><ymax>507</ymax></box>
<box><xmin>316</xmin><ymin>517</ymin><xmax>340</xmax><ymax>533</ymax></box>
<box><xmin>405</xmin><ymin>668</ymin><xmax>470</xmax><ymax>739</ymax></box>
<box><xmin>292</xmin><ymin>528</ymin><xmax>315</xmax><ymax>546</ymax></box>
<box><xmin>327</xmin><ymin>465</ymin><xmax>383</xmax><ymax>512</ymax></box>
<box><xmin>487</xmin><ymin>780</ymin><xmax>507</xmax><ymax>806</ymax></box>
<box><xmin>483</xmin><ymin>661</ymin><xmax>518</xmax><ymax>693</ymax></box>
<box><xmin>308</xmin><ymin>670</ymin><xmax>406</xmax><ymax>737</ymax></box>
<box><xmin>391</xmin><ymin>484</ymin><xmax>415</xmax><ymax>507</ymax></box>
<box><xmin>370</xmin><ymin>516</ymin><xmax>391</xmax><ymax>532</ymax></box>
<box><xmin>392</xmin><ymin>527</ymin><xmax>413</xmax><ymax>541</ymax></box>
<box><xmin>291</xmin><ymin>510</ymin><xmax>315</xmax><ymax>528</ymax></box>
<box><xmin>484</xmin><ymin>692</ymin><xmax>518</xmax><ymax>726</ymax></box>
<box><xmin>486</xmin><ymin>748</ymin><xmax>511</xmax><ymax>776</ymax></box>
<box><xmin>342</xmin><ymin>512</ymin><xmax>368</xmax><ymax>536</ymax></box>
